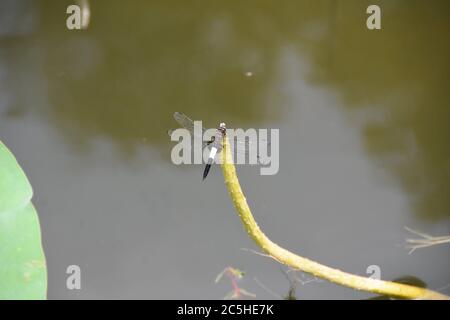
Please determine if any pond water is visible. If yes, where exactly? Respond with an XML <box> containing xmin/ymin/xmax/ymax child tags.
<box><xmin>0</xmin><ymin>0</ymin><xmax>449</xmax><ymax>299</ymax></box>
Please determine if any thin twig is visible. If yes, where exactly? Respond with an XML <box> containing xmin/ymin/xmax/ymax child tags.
<box><xmin>405</xmin><ymin>227</ymin><xmax>450</xmax><ymax>254</ymax></box>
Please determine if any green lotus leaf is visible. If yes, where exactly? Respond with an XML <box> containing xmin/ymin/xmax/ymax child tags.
<box><xmin>0</xmin><ymin>141</ymin><xmax>47</xmax><ymax>299</ymax></box>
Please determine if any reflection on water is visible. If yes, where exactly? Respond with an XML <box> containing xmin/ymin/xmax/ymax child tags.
<box><xmin>369</xmin><ymin>275</ymin><xmax>427</xmax><ymax>300</ymax></box>
<box><xmin>1</xmin><ymin>0</ymin><xmax>449</xmax><ymax>298</ymax></box>
<box><xmin>306</xmin><ymin>1</ymin><xmax>450</xmax><ymax>220</ymax></box>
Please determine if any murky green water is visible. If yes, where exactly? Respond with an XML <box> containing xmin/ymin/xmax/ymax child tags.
<box><xmin>1</xmin><ymin>0</ymin><xmax>449</xmax><ymax>299</ymax></box>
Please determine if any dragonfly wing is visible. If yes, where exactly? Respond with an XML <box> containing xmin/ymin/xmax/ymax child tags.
<box><xmin>173</xmin><ymin>112</ymin><xmax>206</xmax><ymax>138</ymax></box>
<box><xmin>232</xmin><ymin>137</ymin><xmax>271</xmax><ymax>158</ymax></box>
<box><xmin>168</xmin><ymin>128</ymin><xmax>212</xmax><ymax>149</ymax></box>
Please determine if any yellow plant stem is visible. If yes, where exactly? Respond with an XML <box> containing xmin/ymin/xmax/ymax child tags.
<box><xmin>220</xmin><ymin>136</ymin><xmax>448</xmax><ymax>300</ymax></box>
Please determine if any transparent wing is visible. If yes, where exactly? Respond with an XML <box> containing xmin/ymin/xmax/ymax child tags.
<box><xmin>169</xmin><ymin>112</ymin><xmax>213</xmax><ymax>149</ymax></box>
<box><xmin>232</xmin><ymin>136</ymin><xmax>271</xmax><ymax>159</ymax></box>
<box><xmin>173</xmin><ymin>112</ymin><xmax>205</xmax><ymax>138</ymax></box>
<box><xmin>167</xmin><ymin>128</ymin><xmax>212</xmax><ymax>149</ymax></box>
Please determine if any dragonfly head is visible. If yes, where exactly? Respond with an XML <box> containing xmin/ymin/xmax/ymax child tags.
<box><xmin>219</xmin><ymin>122</ymin><xmax>226</xmax><ymax>134</ymax></box>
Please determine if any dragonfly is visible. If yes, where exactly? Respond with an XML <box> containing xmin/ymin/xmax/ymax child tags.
<box><xmin>168</xmin><ymin>112</ymin><xmax>269</xmax><ymax>180</ymax></box>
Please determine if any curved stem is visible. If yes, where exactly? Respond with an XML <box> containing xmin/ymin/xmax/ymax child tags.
<box><xmin>220</xmin><ymin>136</ymin><xmax>448</xmax><ymax>300</ymax></box>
